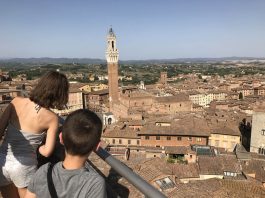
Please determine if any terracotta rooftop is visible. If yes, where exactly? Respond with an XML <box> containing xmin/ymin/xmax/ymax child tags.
<box><xmin>168</xmin><ymin>178</ymin><xmax>265</xmax><ymax>198</ymax></box>
<box><xmin>69</xmin><ymin>83</ymin><xmax>85</xmax><ymax>93</ymax></box>
<box><xmin>134</xmin><ymin>158</ymin><xmax>172</xmax><ymax>182</ymax></box>
<box><xmin>127</xmin><ymin>120</ymin><xmax>144</xmax><ymax>126</ymax></box>
<box><xmin>173</xmin><ymin>163</ymin><xmax>200</xmax><ymax>179</ymax></box>
<box><xmin>138</xmin><ymin>116</ymin><xmax>210</xmax><ymax>137</ymax></box>
<box><xmin>89</xmin><ymin>89</ymin><xmax>109</xmax><ymax>95</ymax></box>
<box><xmin>211</xmin><ymin>126</ymin><xmax>241</xmax><ymax>136</ymax></box>
<box><xmin>198</xmin><ymin>155</ymin><xmax>241</xmax><ymax>175</ymax></box>
<box><xmin>155</xmin><ymin>94</ymin><xmax>189</xmax><ymax>103</ymax></box>
<box><xmin>138</xmin><ymin>125</ymin><xmax>210</xmax><ymax>137</ymax></box>
<box><xmin>164</xmin><ymin>146</ymin><xmax>190</xmax><ymax>155</ymax></box>
<box><xmin>102</xmin><ymin>128</ymin><xmax>139</xmax><ymax>139</ymax></box>
<box><xmin>241</xmin><ymin>159</ymin><xmax>265</xmax><ymax>182</ymax></box>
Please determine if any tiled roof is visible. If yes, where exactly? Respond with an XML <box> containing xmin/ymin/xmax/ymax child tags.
<box><xmin>155</xmin><ymin>94</ymin><xmax>189</xmax><ymax>103</ymax></box>
<box><xmin>138</xmin><ymin>116</ymin><xmax>210</xmax><ymax>137</ymax></box>
<box><xmin>241</xmin><ymin>159</ymin><xmax>265</xmax><ymax>182</ymax></box>
<box><xmin>168</xmin><ymin>179</ymin><xmax>222</xmax><ymax>197</ymax></box>
<box><xmin>211</xmin><ymin>126</ymin><xmax>240</xmax><ymax>136</ymax></box>
<box><xmin>198</xmin><ymin>155</ymin><xmax>241</xmax><ymax>175</ymax></box>
<box><xmin>134</xmin><ymin>158</ymin><xmax>172</xmax><ymax>182</ymax></box>
<box><xmin>173</xmin><ymin>163</ymin><xmax>200</xmax><ymax>179</ymax></box>
<box><xmin>102</xmin><ymin>128</ymin><xmax>139</xmax><ymax>139</ymax></box>
<box><xmin>89</xmin><ymin>89</ymin><xmax>109</xmax><ymax>95</ymax></box>
<box><xmin>138</xmin><ymin>126</ymin><xmax>210</xmax><ymax>136</ymax></box>
<box><xmin>168</xmin><ymin>178</ymin><xmax>265</xmax><ymax>198</ymax></box>
<box><xmin>164</xmin><ymin>146</ymin><xmax>190</xmax><ymax>155</ymax></box>
<box><xmin>127</xmin><ymin>120</ymin><xmax>144</xmax><ymax>126</ymax></box>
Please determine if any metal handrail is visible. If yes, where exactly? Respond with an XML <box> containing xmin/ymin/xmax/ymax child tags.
<box><xmin>95</xmin><ymin>147</ymin><xmax>167</xmax><ymax>198</ymax></box>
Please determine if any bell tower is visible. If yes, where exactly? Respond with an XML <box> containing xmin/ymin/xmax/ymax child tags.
<box><xmin>106</xmin><ymin>27</ymin><xmax>119</xmax><ymax>105</ymax></box>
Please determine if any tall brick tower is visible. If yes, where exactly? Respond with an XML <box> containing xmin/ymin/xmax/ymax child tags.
<box><xmin>160</xmin><ymin>71</ymin><xmax>167</xmax><ymax>85</ymax></box>
<box><xmin>106</xmin><ymin>27</ymin><xmax>119</xmax><ymax>106</ymax></box>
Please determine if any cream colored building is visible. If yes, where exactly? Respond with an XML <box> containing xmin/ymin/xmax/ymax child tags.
<box><xmin>208</xmin><ymin>127</ymin><xmax>241</xmax><ymax>152</ymax></box>
<box><xmin>79</xmin><ymin>83</ymin><xmax>108</xmax><ymax>92</ymax></box>
<box><xmin>189</xmin><ymin>91</ymin><xmax>227</xmax><ymax>107</ymax></box>
<box><xmin>102</xmin><ymin>128</ymin><xmax>140</xmax><ymax>147</ymax></box>
<box><xmin>53</xmin><ymin>90</ymin><xmax>83</xmax><ymax>116</ymax></box>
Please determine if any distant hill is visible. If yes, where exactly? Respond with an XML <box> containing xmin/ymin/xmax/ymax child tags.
<box><xmin>0</xmin><ymin>58</ymin><xmax>105</xmax><ymax>65</ymax></box>
<box><xmin>0</xmin><ymin>57</ymin><xmax>264</xmax><ymax>65</ymax></box>
<box><xmin>120</xmin><ymin>57</ymin><xmax>265</xmax><ymax>64</ymax></box>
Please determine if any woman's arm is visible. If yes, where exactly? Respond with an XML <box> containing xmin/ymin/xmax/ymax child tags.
<box><xmin>38</xmin><ymin>115</ymin><xmax>59</xmax><ymax>157</ymax></box>
<box><xmin>24</xmin><ymin>190</ymin><xmax>37</xmax><ymax>198</ymax></box>
<box><xmin>0</xmin><ymin>104</ymin><xmax>12</xmax><ymax>138</ymax></box>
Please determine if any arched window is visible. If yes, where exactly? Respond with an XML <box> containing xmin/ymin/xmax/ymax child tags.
<box><xmin>258</xmin><ymin>147</ymin><xmax>262</xmax><ymax>154</ymax></box>
<box><xmin>108</xmin><ymin>117</ymin><xmax>112</xmax><ymax>125</ymax></box>
<box><xmin>112</xmin><ymin>41</ymin><xmax>114</xmax><ymax>50</ymax></box>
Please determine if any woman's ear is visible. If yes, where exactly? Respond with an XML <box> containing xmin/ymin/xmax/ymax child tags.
<box><xmin>59</xmin><ymin>132</ymin><xmax>64</xmax><ymax>145</ymax></box>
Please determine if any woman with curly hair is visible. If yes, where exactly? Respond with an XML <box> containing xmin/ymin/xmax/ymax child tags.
<box><xmin>0</xmin><ymin>71</ymin><xmax>69</xmax><ymax>198</ymax></box>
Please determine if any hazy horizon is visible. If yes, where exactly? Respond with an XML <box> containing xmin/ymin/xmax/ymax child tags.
<box><xmin>1</xmin><ymin>56</ymin><xmax>265</xmax><ymax>62</ymax></box>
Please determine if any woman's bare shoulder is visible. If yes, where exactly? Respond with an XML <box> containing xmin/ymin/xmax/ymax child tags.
<box><xmin>40</xmin><ymin>108</ymin><xmax>58</xmax><ymax>122</ymax></box>
<box><xmin>11</xmin><ymin>96</ymin><xmax>29</xmax><ymax>105</ymax></box>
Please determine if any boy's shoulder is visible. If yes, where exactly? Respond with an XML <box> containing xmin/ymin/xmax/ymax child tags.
<box><xmin>29</xmin><ymin>161</ymin><xmax>106</xmax><ymax>198</ymax></box>
<box><xmin>34</xmin><ymin>161</ymin><xmax>50</xmax><ymax>176</ymax></box>
<box><xmin>37</xmin><ymin>161</ymin><xmax>103</xmax><ymax>179</ymax></box>
<box><xmin>83</xmin><ymin>161</ymin><xmax>105</xmax><ymax>183</ymax></box>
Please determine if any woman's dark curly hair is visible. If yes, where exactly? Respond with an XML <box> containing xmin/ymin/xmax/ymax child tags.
<box><xmin>29</xmin><ymin>71</ymin><xmax>69</xmax><ymax>110</ymax></box>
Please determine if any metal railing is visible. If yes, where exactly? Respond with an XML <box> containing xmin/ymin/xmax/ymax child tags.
<box><xmin>95</xmin><ymin>146</ymin><xmax>167</xmax><ymax>198</ymax></box>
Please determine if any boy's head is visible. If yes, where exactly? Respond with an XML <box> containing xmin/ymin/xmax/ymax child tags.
<box><xmin>61</xmin><ymin>109</ymin><xmax>102</xmax><ymax>156</ymax></box>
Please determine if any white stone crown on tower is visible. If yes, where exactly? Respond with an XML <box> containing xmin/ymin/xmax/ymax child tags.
<box><xmin>106</xmin><ymin>27</ymin><xmax>119</xmax><ymax>63</ymax></box>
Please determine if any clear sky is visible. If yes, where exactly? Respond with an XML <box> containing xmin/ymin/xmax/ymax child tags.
<box><xmin>0</xmin><ymin>0</ymin><xmax>264</xmax><ymax>59</ymax></box>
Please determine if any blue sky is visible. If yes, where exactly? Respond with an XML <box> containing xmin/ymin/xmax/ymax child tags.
<box><xmin>0</xmin><ymin>0</ymin><xmax>264</xmax><ymax>59</ymax></box>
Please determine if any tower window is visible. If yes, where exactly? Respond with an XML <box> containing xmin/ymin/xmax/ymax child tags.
<box><xmin>112</xmin><ymin>41</ymin><xmax>114</xmax><ymax>50</ymax></box>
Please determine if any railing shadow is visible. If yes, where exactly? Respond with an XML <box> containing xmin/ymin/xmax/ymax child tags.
<box><xmin>106</xmin><ymin>167</ymin><xmax>129</xmax><ymax>198</ymax></box>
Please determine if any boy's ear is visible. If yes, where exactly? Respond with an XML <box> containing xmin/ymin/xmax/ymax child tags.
<box><xmin>59</xmin><ymin>132</ymin><xmax>64</xmax><ymax>145</ymax></box>
<box><xmin>93</xmin><ymin>141</ymin><xmax>101</xmax><ymax>151</ymax></box>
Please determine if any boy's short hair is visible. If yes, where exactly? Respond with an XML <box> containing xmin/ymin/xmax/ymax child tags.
<box><xmin>62</xmin><ymin>109</ymin><xmax>102</xmax><ymax>156</ymax></box>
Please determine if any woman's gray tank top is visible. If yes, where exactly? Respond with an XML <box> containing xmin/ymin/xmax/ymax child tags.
<box><xmin>0</xmin><ymin>123</ymin><xmax>45</xmax><ymax>158</ymax></box>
